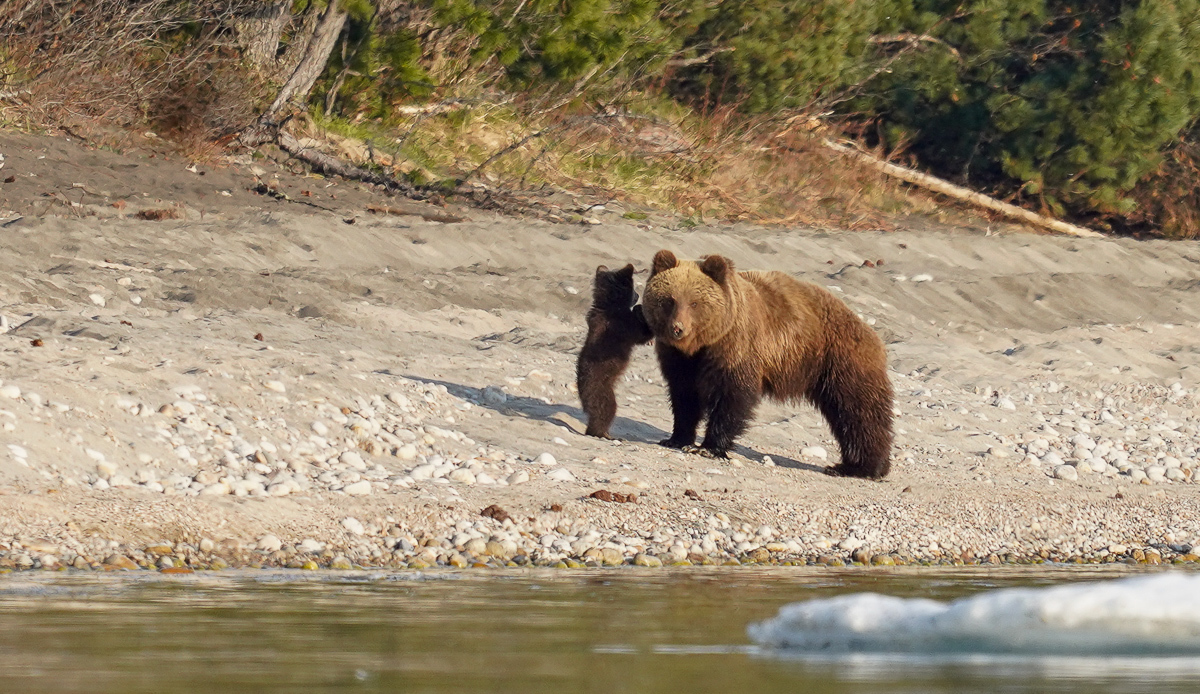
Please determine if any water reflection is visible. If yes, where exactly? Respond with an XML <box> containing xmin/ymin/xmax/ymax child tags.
<box><xmin>0</xmin><ymin>566</ymin><xmax>1193</xmax><ymax>694</ymax></box>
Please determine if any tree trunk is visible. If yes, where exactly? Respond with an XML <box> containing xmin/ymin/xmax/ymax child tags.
<box><xmin>233</xmin><ymin>0</ymin><xmax>291</xmax><ymax>71</ymax></box>
<box><xmin>240</xmin><ymin>1</ymin><xmax>348</xmax><ymax>146</ymax></box>
<box><xmin>275</xmin><ymin>2</ymin><xmax>322</xmax><ymax>82</ymax></box>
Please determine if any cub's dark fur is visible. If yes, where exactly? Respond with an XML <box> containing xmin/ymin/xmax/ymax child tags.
<box><xmin>576</xmin><ymin>264</ymin><xmax>653</xmax><ymax>438</ymax></box>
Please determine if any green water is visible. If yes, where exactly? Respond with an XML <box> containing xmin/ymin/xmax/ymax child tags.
<box><xmin>0</xmin><ymin>567</ymin><xmax>1193</xmax><ymax>693</ymax></box>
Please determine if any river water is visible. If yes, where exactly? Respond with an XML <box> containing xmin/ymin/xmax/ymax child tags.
<box><xmin>0</xmin><ymin>566</ymin><xmax>1196</xmax><ymax>693</ymax></box>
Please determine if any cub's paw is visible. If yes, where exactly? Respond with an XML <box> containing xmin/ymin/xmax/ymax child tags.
<box><xmin>683</xmin><ymin>445</ymin><xmax>727</xmax><ymax>459</ymax></box>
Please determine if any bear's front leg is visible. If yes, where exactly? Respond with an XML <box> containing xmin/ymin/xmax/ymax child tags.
<box><xmin>697</xmin><ymin>368</ymin><xmax>761</xmax><ymax>457</ymax></box>
<box><xmin>656</xmin><ymin>343</ymin><xmax>703</xmax><ymax>449</ymax></box>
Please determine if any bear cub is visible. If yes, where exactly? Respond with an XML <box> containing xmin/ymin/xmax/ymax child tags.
<box><xmin>576</xmin><ymin>264</ymin><xmax>654</xmax><ymax>438</ymax></box>
<box><xmin>641</xmin><ymin>250</ymin><xmax>893</xmax><ymax>479</ymax></box>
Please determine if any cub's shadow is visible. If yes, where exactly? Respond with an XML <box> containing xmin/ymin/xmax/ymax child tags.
<box><xmin>404</xmin><ymin>375</ymin><xmax>829</xmax><ymax>474</ymax></box>
<box><xmin>404</xmin><ymin>375</ymin><xmax>668</xmax><ymax>444</ymax></box>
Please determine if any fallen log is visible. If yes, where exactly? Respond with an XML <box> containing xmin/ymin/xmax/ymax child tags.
<box><xmin>821</xmin><ymin>138</ymin><xmax>1103</xmax><ymax>238</ymax></box>
<box><xmin>276</xmin><ymin>131</ymin><xmax>414</xmax><ymax>196</ymax></box>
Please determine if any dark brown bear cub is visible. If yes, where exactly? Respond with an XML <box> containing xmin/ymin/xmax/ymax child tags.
<box><xmin>576</xmin><ymin>264</ymin><xmax>654</xmax><ymax>438</ymax></box>
<box><xmin>641</xmin><ymin>250</ymin><xmax>893</xmax><ymax>479</ymax></box>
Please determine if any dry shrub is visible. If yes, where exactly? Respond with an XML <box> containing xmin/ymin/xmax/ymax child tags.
<box><xmin>1</xmin><ymin>0</ymin><xmax>265</xmax><ymax>156</ymax></box>
<box><xmin>135</xmin><ymin>207</ymin><xmax>181</xmax><ymax>221</ymax></box>
<box><xmin>1126</xmin><ymin>138</ymin><xmax>1200</xmax><ymax>239</ymax></box>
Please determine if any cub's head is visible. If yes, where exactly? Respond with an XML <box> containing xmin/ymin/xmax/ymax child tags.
<box><xmin>642</xmin><ymin>250</ymin><xmax>735</xmax><ymax>355</ymax></box>
<box><xmin>591</xmin><ymin>263</ymin><xmax>638</xmax><ymax>311</ymax></box>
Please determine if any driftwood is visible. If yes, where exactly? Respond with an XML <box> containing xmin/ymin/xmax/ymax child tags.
<box><xmin>822</xmin><ymin>139</ymin><xmax>1103</xmax><ymax>238</ymax></box>
<box><xmin>366</xmin><ymin>204</ymin><xmax>463</xmax><ymax>224</ymax></box>
<box><xmin>276</xmin><ymin>131</ymin><xmax>414</xmax><ymax>195</ymax></box>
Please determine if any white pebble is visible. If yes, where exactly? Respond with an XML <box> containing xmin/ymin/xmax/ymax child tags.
<box><xmin>507</xmin><ymin>470</ymin><xmax>530</xmax><ymax>485</ymax></box>
<box><xmin>0</xmin><ymin>385</ymin><xmax>20</xmax><ymax>399</ymax></box>
<box><xmin>387</xmin><ymin>392</ymin><xmax>410</xmax><ymax>408</ymax></box>
<box><xmin>476</xmin><ymin>472</ymin><xmax>496</xmax><ymax>485</ymax></box>
<box><xmin>546</xmin><ymin>468</ymin><xmax>575</xmax><ymax>482</ymax></box>
<box><xmin>535</xmin><ymin>452</ymin><xmax>557</xmax><ymax>466</ymax></box>
<box><xmin>343</xmin><ymin>480</ymin><xmax>372</xmax><ymax>496</ymax></box>
<box><xmin>342</xmin><ymin>517</ymin><xmax>365</xmax><ymax>535</ymax></box>
<box><xmin>311</xmin><ymin>421</ymin><xmax>329</xmax><ymax>437</ymax></box>
<box><xmin>264</xmin><ymin>380</ymin><xmax>286</xmax><ymax>393</ymax></box>
<box><xmin>7</xmin><ymin>444</ymin><xmax>27</xmax><ymax>459</ymax></box>
<box><xmin>1053</xmin><ymin>465</ymin><xmax>1078</xmax><ymax>481</ymax></box>
<box><xmin>89</xmin><ymin>293</ymin><xmax>106</xmax><ymax>307</ymax></box>
<box><xmin>1041</xmin><ymin>451</ymin><xmax>1065</xmax><ymax>467</ymax></box>
<box><xmin>299</xmin><ymin>539</ymin><xmax>324</xmax><ymax>553</ymax></box>
<box><xmin>448</xmin><ymin>469</ymin><xmax>476</xmax><ymax>485</ymax></box>
<box><xmin>257</xmin><ymin>535</ymin><xmax>283</xmax><ymax>552</ymax></box>
<box><xmin>396</xmin><ymin>444</ymin><xmax>417</xmax><ymax>461</ymax></box>
<box><xmin>200</xmin><ymin>482</ymin><xmax>231</xmax><ymax>496</ymax></box>
<box><xmin>130</xmin><ymin>295</ymin><xmax>142</xmax><ymax>305</ymax></box>
<box><xmin>410</xmin><ymin>464</ymin><xmax>436</xmax><ymax>480</ymax></box>
<box><xmin>801</xmin><ymin>446</ymin><xmax>828</xmax><ymax>460</ymax></box>
<box><xmin>553</xmin><ymin>437</ymin><xmax>569</xmax><ymax>446</ymax></box>
<box><xmin>912</xmin><ymin>273</ymin><xmax>933</xmax><ymax>283</ymax></box>
<box><xmin>340</xmin><ymin>451</ymin><xmax>367</xmax><ymax>470</ymax></box>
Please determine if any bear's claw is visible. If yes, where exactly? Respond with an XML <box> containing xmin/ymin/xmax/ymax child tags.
<box><xmin>659</xmin><ymin>437</ymin><xmax>693</xmax><ymax>449</ymax></box>
<box><xmin>682</xmin><ymin>444</ymin><xmax>727</xmax><ymax>459</ymax></box>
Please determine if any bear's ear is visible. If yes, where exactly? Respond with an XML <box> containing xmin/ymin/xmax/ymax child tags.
<box><xmin>651</xmin><ymin>250</ymin><xmax>678</xmax><ymax>277</ymax></box>
<box><xmin>699</xmin><ymin>255</ymin><xmax>733</xmax><ymax>285</ymax></box>
<box><xmin>594</xmin><ymin>265</ymin><xmax>610</xmax><ymax>276</ymax></box>
<box><xmin>617</xmin><ymin>263</ymin><xmax>635</xmax><ymax>279</ymax></box>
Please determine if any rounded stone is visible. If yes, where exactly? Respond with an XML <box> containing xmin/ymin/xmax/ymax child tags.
<box><xmin>343</xmin><ymin>480</ymin><xmax>373</xmax><ymax>496</ymax></box>
<box><xmin>1053</xmin><ymin>465</ymin><xmax>1078</xmax><ymax>481</ymax></box>
<box><xmin>340</xmin><ymin>451</ymin><xmax>367</xmax><ymax>471</ymax></box>
<box><xmin>600</xmin><ymin>547</ymin><xmax>624</xmax><ymax>566</ymax></box>
<box><xmin>342</xmin><ymin>517</ymin><xmax>365</xmax><ymax>535</ymax></box>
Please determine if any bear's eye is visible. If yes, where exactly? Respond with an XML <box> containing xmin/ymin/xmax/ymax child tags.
<box><xmin>689</xmin><ymin>301</ymin><xmax>698</xmax><ymax>309</ymax></box>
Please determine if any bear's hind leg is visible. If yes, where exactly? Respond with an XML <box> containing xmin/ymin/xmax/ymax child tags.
<box><xmin>582</xmin><ymin>385</ymin><xmax>617</xmax><ymax>439</ymax></box>
<box><xmin>578</xmin><ymin>360</ymin><xmax>619</xmax><ymax>439</ymax></box>
<box><xmin>813</xmin><ymin>367</ymin><xmax>893</xmax><ymax>479</ymax></box>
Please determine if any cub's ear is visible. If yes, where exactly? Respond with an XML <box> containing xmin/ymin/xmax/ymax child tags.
<box><xmin>594</xmin><ymin>264</ymin><xmax>610</xmax><ymax>276</ymax></box>
<box><xmin>617</xmin><ymin>263</ymin><xmax>635</xmax><ymax>279</ymax></box>
<box><xmin>699</xmin><ymin>255</ymin><xmax>733</xmax><ymax>284</ymax></box>
<box><xmin>651</xmin><ymin>250</ymin><xmax>678</xmax><ymax>277</ymax></box>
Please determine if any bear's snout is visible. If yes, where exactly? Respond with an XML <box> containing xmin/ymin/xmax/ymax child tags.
<box><xmin>671</xmin><ymin>322</ymin><xmax>685</xmax><ymax>339</ymax></box>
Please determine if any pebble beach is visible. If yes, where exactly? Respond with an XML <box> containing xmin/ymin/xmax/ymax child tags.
<box><xmin>2</xmin><ymin>132</ymin><xmax>1200</xmax><ymax>573</ymax></box>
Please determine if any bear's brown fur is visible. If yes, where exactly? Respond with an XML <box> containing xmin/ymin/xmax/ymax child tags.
<box><xmin>576</xmin><ymin>264</ymin><xmax>654</xmax><ymax>438</ymax></box>
<box><xmin>642</xmin><ymin>250</ymin><xmax>893</xmax><ymax>479</ymax></box>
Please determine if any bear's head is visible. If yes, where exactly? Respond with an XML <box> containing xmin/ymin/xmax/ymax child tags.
<box><xmin>591</xmin><ymin>263</ymin><xmax>638</xmax><ymax>311</ymax></box>
<box><xmin>642</xmin><ymin>250</ymin><xmax>736</xmax><ymax>355</ymax></box>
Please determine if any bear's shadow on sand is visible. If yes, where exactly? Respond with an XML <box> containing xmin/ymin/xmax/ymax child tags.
<box><xmin>405</xmin><ymin>375</ymin><xmax>829</xmax><ymax>475</ymax></box>
<box><xmin>405</xmin><ymin>375</ymin><xmax>669</xmax><ymax>444</ymax></box>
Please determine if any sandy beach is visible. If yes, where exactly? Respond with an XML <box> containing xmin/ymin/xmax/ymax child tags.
<box><xmin>2</xmin><ymin>131</ymin><xmax>1200</xmax><ymax>572</ymax></box>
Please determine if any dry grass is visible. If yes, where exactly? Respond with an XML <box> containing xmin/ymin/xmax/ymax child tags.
<box><xmin>323</xmin><ymin>96</ymin><xmax>938</xmax><ymax>229</ymax></box>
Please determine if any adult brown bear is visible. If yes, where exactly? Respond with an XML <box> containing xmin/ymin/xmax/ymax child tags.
<box><xmin>641</xmin><ymin>250</ymin><xmax>893</xmax><ymax>479</ymax></box>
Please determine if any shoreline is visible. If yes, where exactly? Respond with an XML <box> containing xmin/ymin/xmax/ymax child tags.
<box><xmin>3</xmin><ymin>132</ymin><xmax>1200</xmax><ymax>576</ymax></box>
